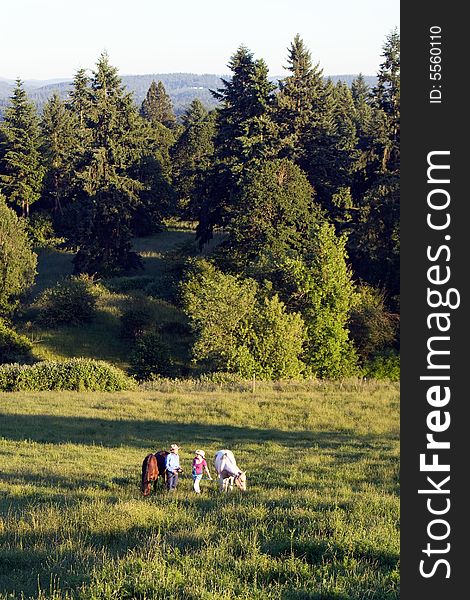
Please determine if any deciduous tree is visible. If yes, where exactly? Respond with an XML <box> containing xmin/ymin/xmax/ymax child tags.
<box><xmin>0</xmin><ymin>196</ymin><xmax>37</xmax><ymax>315</ymax></box>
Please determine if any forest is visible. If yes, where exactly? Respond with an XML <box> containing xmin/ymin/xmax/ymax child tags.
<box><xmin>0</xmin><ymin>31</ymin><xmax>400</xmax><ymax>387</ymax></box>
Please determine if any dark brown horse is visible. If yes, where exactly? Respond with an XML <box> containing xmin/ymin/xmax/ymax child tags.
<box><xmin>141</xmin><ymin>451</ymin><xmax>169</xmax><ymax>496</ymax></box>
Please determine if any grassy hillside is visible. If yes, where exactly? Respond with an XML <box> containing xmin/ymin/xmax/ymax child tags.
<box><xmin>0</xmin><ymin>382</ymin><xmax>399</xmax><ymax>599</ymax></box>
<box><xmin>19</xmin><ymin>227</ymin><xmax>214</xmax><ymax>373</ymax></box>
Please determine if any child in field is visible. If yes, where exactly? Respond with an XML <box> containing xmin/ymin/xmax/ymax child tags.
<box><xmin>165</xmin><ymin>443</ymin><xmax>182</xmax><ymax>491</ymax></box>
<box><xmin>192</xmin><ymin>449</ymin><xmax>212</xmax><ymax>493</ymax></box>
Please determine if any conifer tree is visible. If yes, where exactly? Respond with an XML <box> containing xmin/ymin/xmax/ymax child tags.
<box><xmin>73</xmin><ymin>52</ymin><xmax>143</xmax><ymax>275</ymax></box>
<box><xmin>41</xmin><ymin>93</ymin><xmax>78</xmax><ymax>213</ymax></box>
<box><xmin>171</xmin><ymin>99</ymin><xmax>215</xmax><ymax>219</ymax></box>
<box><xmin>212</xmin><ymin>47</ymin><xmax>278</xmax><ymax>168</ymax></box>
<box><xmin>371</xmin><ymin>29</ymin><xmax>400</xmax><ymax>173</ymax></box>
<box><xmin>300</xmin><ymin>79</ymin><xmax>358</xmax><ymax>222</ymax></box>
<box><xmin>197</xmin><ymin>46</ymin><xmax>278</xmax><ymax>245</ymax></box>
<box><xmin>276</xmin><ymin>34</ymin><xmax>325</xmax><ymax>161</ymax></box>
<box><xmin>68</xmin><ymin>68</ymin><xmax>91</xmax><ymax>130</ymax></box>
<box><xmin>227</xmin><ymin>158</ymin><xmax>321</xmax><ymax>270</ymax></box>
<box><xmin>0</xmin><ymin>80</ymin><xmax>44</xmax><ymax>217</ymax></box>
<box><xmin>347</xmin><ymin>31</ymin><xmax>401</xmax><ymax>305</ymax></box>
<box><xmin>140</xmin><ymin>81</ymin><xmax>177</xmax><ymax>129</ymax></box>
<box><xmin>351</xmin><ymin>74</ymin><xmax>373</xmax><ymax>137</ymax></box>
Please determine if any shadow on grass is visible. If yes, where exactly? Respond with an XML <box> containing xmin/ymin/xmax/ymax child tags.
<box><xmin>0</xmin><ymin>413</ymin><xmax>394</xmax><ymax>454</ymax></box>
<box><xmin>264</xmin><ymin>538</ymin><xmax>399</xmax><ymax>569</ymax></box>
<box><xmin>0</xmin><ymin>470</ymin><xmax>129</xmax><ymax>495</ymax></box>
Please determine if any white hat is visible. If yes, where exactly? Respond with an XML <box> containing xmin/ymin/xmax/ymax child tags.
<box><xmin>195</xmin><ymin>449</ymin><xmax>205</xmax><ymax>458</ymax></box>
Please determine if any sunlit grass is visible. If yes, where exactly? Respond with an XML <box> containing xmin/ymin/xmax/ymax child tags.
<box><xmin>0</xmin><ymin>384</ymin><xmax>399</xmax><ymax>599</ymax></box>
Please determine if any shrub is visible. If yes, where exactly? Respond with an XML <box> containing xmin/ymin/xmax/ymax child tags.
<box><xmin>0</xmin><ymin>359</ymin><xmax>135</xmax><ymax>391</ymax></box>
<box><xmin>250</xmin><ymin>295</ymin><xmax>306</xmax><ymax>379</ymax></box>
<box><xmin>349</xmin><ymin>285</ymin><xmax>398</xmax><ymax>362</ymax></box>
<box><xmin>362</xmin><ymin>350</ymin><xmax>400</xmax><ymax>381</ymax></box>
<box><xmin>130</xmin><ymin>333</ymin><xmax>175</xmax><ymax>380</ymax></box>
<box><xmin>120</xmin><ymin>305</ymin><xmax>155</xmax><ymax>340</ymax></box>
<box><xmin>181</xmin><ymin>260</ymin><xmax>306</xmax><ymax>379</ymax></box>
<box><xmin>25</xmin><ymin>212</ymin><xmax>64</xmax><ymax>249</ymax></box>
<box><xmin>0</xmin><ymin>319</ymin><xmax>34</xmax><ymax>364</ymax></box>
<box><xmin>35</xmin><ymin>274</ymin><xmax>102</xmax><ymax>327</ymax></box>
<box><xmin>280</xmin><ymin>223</ymin><xmax>359</xmax><ymax>379</ymax></box>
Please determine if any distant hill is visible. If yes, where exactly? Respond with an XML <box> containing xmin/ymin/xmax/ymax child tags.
<box><xmin>0</xmin><ymin>73</ymin><xmax>377</xmax><ymax>118</ymax></box>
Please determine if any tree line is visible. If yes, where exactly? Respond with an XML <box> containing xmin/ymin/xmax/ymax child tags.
<box><xmin>0</xmin><ymin>31</ymin><xmax>400</xmax><ymax>379</ymax></box>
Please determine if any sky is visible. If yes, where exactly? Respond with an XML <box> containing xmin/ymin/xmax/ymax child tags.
<box><xmin>1</xmin><ymin>0</ymin><xmax>399</xmax><ymax>81</ymax></box>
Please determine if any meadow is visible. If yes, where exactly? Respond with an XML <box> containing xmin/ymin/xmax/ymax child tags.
<box><xmin>0</xmin><ymin>381</ymin><xmax>399</xmax><ymax>599</ymax></box>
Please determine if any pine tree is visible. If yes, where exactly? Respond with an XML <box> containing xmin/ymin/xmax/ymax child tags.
<box><xmin>212</xmin><ymin>47</ymin><xmax>278</xmax><ymax>168</ymax></box>
<box><xmin>276</xmin><ymin>34</ymin><xmax>325</xmax><ymax>161</ymax></box>
<box><xmin>73</xmin><ymin>52</ymin><xmax>143</xmax><ymax>275</ymax></box>
<box><xmin>227</xmin><ymin>158</ymin><xmax>321</xmax><ymax>270</ymax></box>
<box><xmin>41</xmin><ymin>93</ymin><xmax>78</xmax><ymax>213</ymax></box>
<box><xmin>371</xmin><ymin>29</ymin><xmax>400</xmax><ymax>173</ymax></box>
<box><xmin>0</xmin><ymin>80</ymin><xmax>44</xmax><ymax>217</ymax></box>
<box><xmin>140</xmin><ymin>81</ymin><xmax>177</xmax><ymax>129</ymax></box>
<box><xmin>197</xmin><ymin>46</ymin><xmax>278</xmax><ymax>245</ymax></box>
<box><xmin>171</xmin><ymin>99</ymin><xmax>215</xmax><ymax>219</ymax></box>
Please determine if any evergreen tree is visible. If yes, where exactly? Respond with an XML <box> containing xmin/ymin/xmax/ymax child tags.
<box><xmin>300</xmin><ymin>79</ymin><xmax>358</xmax><ymax>223</ymax></box>
<box><xmin>171</xmin><ymin>99</ymin><xmax>215</xmax><ymax>219</ymax></box>
<box><xmin>349</xmin><ymin>74</ymin><xmax>374</xmax><ymax>197</ymax></box>
<box><xmin>73</xmin><ymin>52</ymin><xmax>143</xmax><ymax>275</ymax></box>
<box><xmin>41</xmin><ymin>93</ymin><xmax>78</xmax><ymax>213</ymax></box>
<box><xmin>351</xmin><ymin>74</ymin><xmax>373</xmax><ymax>138</ymax></box>
<box><xmin>227</xmin><ymin>158</ymin><xmax>321</xmax><ymax>270</ymax></box>
<box><xmin>212</xmin><ymin>47</ymin><xmax>278</xmax><ymax>168</ymax></box>
<box><xmin>347</xmin><ymin>31</ymin><xmax>400</xmax><ymax>304</ymax></box>
<box><xmin>130</xmin><ymin>152</ymin><xmax>176</xmax><ymax>236</ymax></box>
<box><xmin>140</xmin><ymin>81</ymin><xmax>177</xmax><ymax>129</ymax></box>
<box><xmin>66</xmin><ymin>68</ymin><xmax>92</xmax><ymax>167</ymax></box>
<box><xmin>197</xmin><ymin>46</ymin><xmax>278</xmax><ymax>245</ymax></box>
<box><xmin>68</xmin><ymin>68</ymin><xmax>91</xmax><ymax>131</ymax></box>
<box><xmin>276</xmin><ymin>34</ymin><xmax>325</xmax><ymax>161</ymax></box>
<box><xmin>129</xmin><ymin>113</ymin><xmax>178</xmax><ymax>236</ymax></box>
<box><xmin>0</xmin><ymin>80</ymin><xmax>44</xmax><ymax>217</ymax></box>
<box><xmin>372</xmin><ymin>28</ymin><xmax>400</xmax><ymax>173</ymax></box>
<box><xmin>348</xmin><ymin>174</ymin><xmax>400</xmax><ymax>302</ymax></box>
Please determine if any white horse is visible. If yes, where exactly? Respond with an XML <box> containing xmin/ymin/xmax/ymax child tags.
<box><xmin>214</xmin><ymin>450</ymin><xmax>247</xmax><ymax>492</ymax></box>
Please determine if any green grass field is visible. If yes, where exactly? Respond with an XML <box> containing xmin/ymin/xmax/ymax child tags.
<box><xmin>0</xmin><ymin>382</ymin><xmax>399</xmax><ymax>599</ymax></box>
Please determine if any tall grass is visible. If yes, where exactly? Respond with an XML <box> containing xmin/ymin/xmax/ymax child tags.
<box><xmin>0</xmin><ymin>384</ymin><xmax>399</xmax><ymax>599</ymax></box>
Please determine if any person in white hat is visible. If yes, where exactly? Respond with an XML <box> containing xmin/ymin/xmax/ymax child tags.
<box><xmin>192</xmin><ymin>449</ymin><xmax>212</xmax><ymax>493</ymax></box>
<box><xmin>165</xmin><ymin>444</ymin><xmax>182</xmax><ymax>491</ymax></box>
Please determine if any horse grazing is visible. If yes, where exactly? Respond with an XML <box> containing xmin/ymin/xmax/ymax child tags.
<box><xmin>141</xmin><ymin>450</ymin><xmax>169</xmax><ymax>496</ymax></box>
<box><xmin>214</xmin><ymin>450</ymin><xmax>247</xmax><ymax>492</ymax></box>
